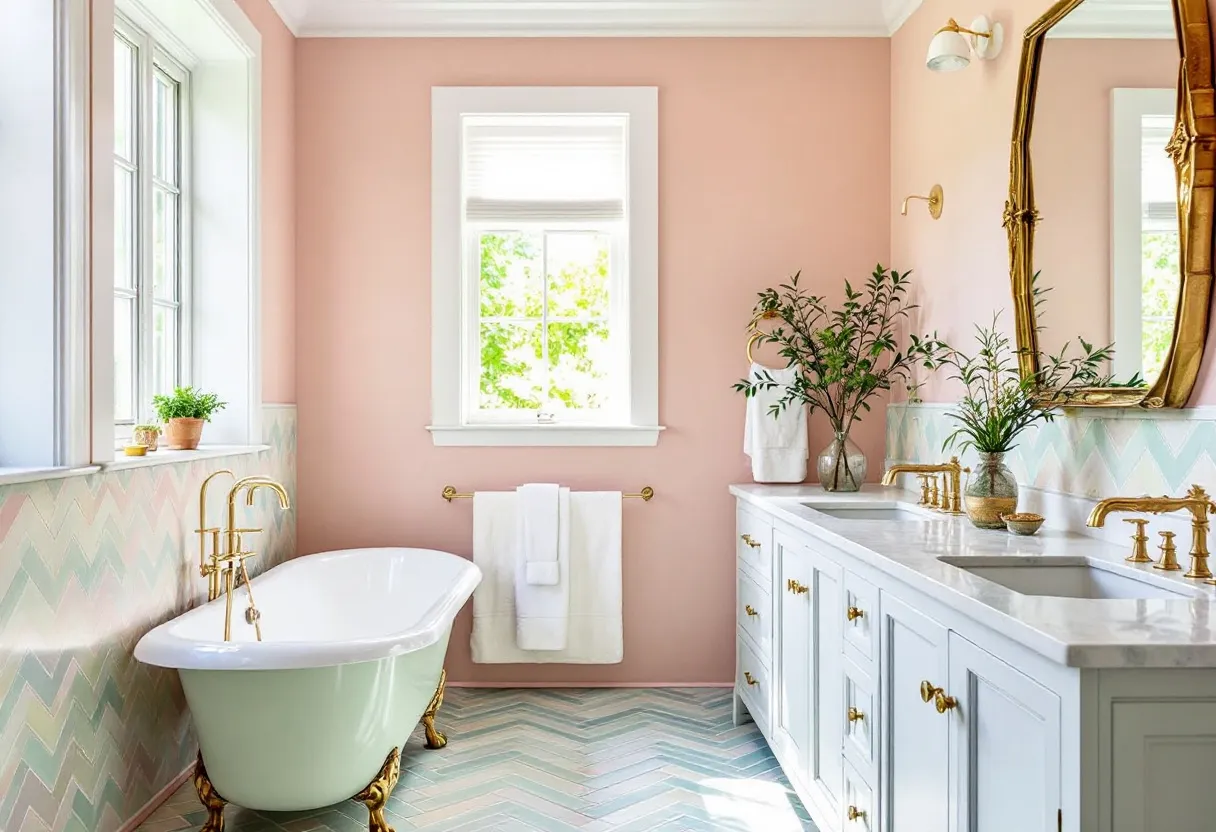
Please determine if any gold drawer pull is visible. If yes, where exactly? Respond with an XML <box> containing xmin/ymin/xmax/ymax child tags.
<box><xmin>920</xmin><ymin>680</ymin><xmax>958</xmax><ymax>714</ymax></box>
<box><xmin>744</xmin><ymin>671</ymin><xmax>759</xmax><ymax>687</ymax></box>
<box><xmin>786</xmin><ymin>579</ymin><xmax>809</xmax><ymax>595</ymax></box>
<box><xmin>846</xmin><ymin>606</ymin><xmax>865</xmax><ymax>621</ymax></box>
<box><xmin>847</xmin><ymin>707</ymin><xmax>865</xmax><ymax>723</ymax></box>
<box><xmin>847</xmin><ymin>805</ymin><xmax>867</xmax><ymax>822</ymax></box>
<box><xmin>740</xmin><ymin>534</ymin><xmax>761</xmax><ymax>549</ymax></box>
<box><xmin>745</xmin><ymin>605</ymin><xmax>759</xmax><ymax>618</ymax></box>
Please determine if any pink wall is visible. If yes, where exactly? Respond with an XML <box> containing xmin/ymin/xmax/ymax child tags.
<box><xmin>295</xmin><ymin>38</ymin><xmax>892</xmax><ymax>684</ymax></box>
<box><xmin>237</xmin><ymin>0</ymin><xmax>297</xmax><ymax>403</ymax></box>
<box><xmin>891</xmin><ymin>0</ymin><xmax>1216</xmax><ymax>401</ymax></box>
<box><xmin>1034</xmin><ymin>38</ymin><xmax>1176</xmax><ymax>354</ymax></box>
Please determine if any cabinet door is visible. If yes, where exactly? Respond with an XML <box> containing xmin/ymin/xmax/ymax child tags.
<box><xmin>947</xmin><ymin>632</ymin><xmax>1061</xmax><ymax>832</ymax></box>
<box><xmin>774</xmin><ymin>531</ymin><xmax>812</xmax><ymax>783</ymax></box>
<box><xmin>809</xmin><ymin>546</ymin><xmax>844</xmax><ymax>809</ymax></box>
<box><xmin>881</xmin><ymin>592</ymin><xmax>950</xmax><ymax>832</ymax></box>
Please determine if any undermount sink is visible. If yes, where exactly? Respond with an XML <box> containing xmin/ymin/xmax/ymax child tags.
<box><xmin>941</xmin><ymin>557</ymin><xmax>1193</xmax><ymax>600</ymax></box>
<box><xmin>806</xmin><ymin>503</ymin><xmax>929</xmax><ymax>522</ymax></box>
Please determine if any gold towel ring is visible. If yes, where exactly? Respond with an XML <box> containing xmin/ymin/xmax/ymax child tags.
<box><xmin>746</xmin><ymin>310</ymin><xmax>780</xmax><ymax>365</ymax></box>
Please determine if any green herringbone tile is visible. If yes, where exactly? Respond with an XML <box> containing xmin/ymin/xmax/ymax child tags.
<box><xmin>137</xmin><ymin>688</ymin><xmax>814</xmax><ymax>832</ymax></box>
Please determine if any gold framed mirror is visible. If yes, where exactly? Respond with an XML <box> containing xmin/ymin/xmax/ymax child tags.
<box><xmin>1007</xmin><ymin>0</ymin><xmax>1215</xmax><ymax>407</ymax></box>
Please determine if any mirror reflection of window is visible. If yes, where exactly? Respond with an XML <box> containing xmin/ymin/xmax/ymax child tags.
<box><xmin>1111</xmin><ymin>89</ymin><xmax>1178</xmax><ymax>382</ymax></box>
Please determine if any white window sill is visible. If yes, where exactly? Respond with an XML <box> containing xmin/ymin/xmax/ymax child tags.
<box><xmin>0</xmin><ymin>444</ymin><xmax>269</xmax><ymax>488</ymax></box>
<box><xmin>104</xmin><ymin>444</ymin><xmax>269</xmax><ymax>470</ymax></box>
<box><xmin>427</xmin><ymin>424</ymin><xmax>665</xmax><ymax>447</ymax></box>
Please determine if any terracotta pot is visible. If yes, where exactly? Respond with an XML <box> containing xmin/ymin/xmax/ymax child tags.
<box><xmin>163</xmin><ymin>417</ymin><xmax>204</xmax><ymax>450</ymax></box>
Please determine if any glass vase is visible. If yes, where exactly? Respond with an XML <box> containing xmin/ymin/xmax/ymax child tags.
<box><xmin>964</xmin><ymin>452</ymin><xmax>1019</xmax><ymax>529</ymax></box>
<box><xmin>818</xmin><ymin>431</ymin><xmax>867</xmax><ymax>493</ymax></box>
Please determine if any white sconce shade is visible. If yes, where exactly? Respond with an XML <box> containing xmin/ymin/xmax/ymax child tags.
<box><xmin>926</xmin><ymin>15</ymin><xmax>1004</xmax><ymax>72</ymax></box>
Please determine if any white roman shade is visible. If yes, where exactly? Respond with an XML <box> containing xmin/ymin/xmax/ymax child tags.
<box><xmin>462</xmin><ymin>114</ymin><xmax>627</xmax><ymax>223</ymax></box>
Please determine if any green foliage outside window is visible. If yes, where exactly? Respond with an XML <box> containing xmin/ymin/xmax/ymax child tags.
<box><xmin>477</xmin><ymin>232</ymin><xmax>611</xmax><ymax>412</ymax></box>
<box><xmin>1141</xmin><ymin>231</ymin><xmax>1180</xmax><ymax>383</ymax></box>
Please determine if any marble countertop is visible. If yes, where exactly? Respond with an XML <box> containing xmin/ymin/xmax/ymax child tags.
<box><xmin>731</xmin><ymin>484</ymin><xmax>1216</xmax><ymax>669</ymax></box>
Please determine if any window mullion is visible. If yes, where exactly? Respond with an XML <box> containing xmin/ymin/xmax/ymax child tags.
<box><xmin>138</xmin><ymin>31</ymin><xmax>156</xmax><ymax>424</ymax></box>
<box><xmin>540</xmin><ymin>231</ymin><xmax>549</xmax><ymax>414</ymax></box>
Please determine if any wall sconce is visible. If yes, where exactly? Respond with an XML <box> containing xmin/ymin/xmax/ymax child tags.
<box><xmin>901</xmin><ymin>184</ymin><xmax>944</xmax><ymax>219</ymax></box>
<box><xmin>926</xmin><ymin>16</ymin><xmax>1003</xmax><ymax>72</ymax></box>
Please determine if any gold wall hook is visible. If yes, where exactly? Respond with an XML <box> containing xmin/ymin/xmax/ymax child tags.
<box><xmin>901</xmin><ymin>183</ymin><xmax>944</xmax><ymax>219</ymax></box>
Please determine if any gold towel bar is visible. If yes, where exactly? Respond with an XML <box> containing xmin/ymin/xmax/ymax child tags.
<box><xmin>442</xmin><ymin>485</ymin><xmax>655</xmax><ymax>502</ymax></box>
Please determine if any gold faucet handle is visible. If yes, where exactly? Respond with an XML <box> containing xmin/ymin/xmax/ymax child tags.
<box><xmin>1156</xmin><ymin>531</ymin><xmax>1181</xmax><ymax>572</ymax></box>
<box><xmin>1123</xmin><ymin>518</ymin><xmax>1153</xmax><ymax>564</ymax></box>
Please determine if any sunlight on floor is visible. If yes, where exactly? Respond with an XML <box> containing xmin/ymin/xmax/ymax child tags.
<box><xmin>699</xmin><ymin>776</ymin><xmax>811</xmax><ymax>831</ymax></box>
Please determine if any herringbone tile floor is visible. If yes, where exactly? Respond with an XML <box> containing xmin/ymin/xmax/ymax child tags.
<box><xmin>137</xmin><ymin>688</ymin><xmax>813</xmax><ymax>831</ymax></box>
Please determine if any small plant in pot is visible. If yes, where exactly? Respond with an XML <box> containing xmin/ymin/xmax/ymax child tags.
<box><xmin>132</xmin><ymin>424</ymin><xmax>161</xmax><ymax>452</ymax></box>
<box><xmin>735</xmin><ymin>265</ymin><xmax>950</xmax><ymax>492</ymax></box>
<box><xmin>941</xmin><ymin>314</ymin><xmax>1114</xmax><ymax>528</ymax></box>
<box><xmin>153</xmin><ymin>387</ymin><xmax>226</xmax><ymax>450</ymax></box>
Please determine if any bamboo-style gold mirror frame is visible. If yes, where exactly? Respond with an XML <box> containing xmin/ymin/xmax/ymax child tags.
<box><xmin>1007</xmin><ymin>0</ymin><xmax>1216</xmax><ymax>407</ymax></box>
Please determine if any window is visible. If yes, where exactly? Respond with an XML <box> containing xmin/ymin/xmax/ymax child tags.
<box><xmin>113</xmin><ymin>18</ymin><xmax>190</xmax><ymax>431</ymax></box>
<box><xmin>1111</xmin><ymin>88</ymin><xmax>1179</xmax><ymax>384</ymax></box>
<box><xmin>431</xmin><ymin>88</ymin><xmax>661</xmax><ymax>446</ymax></box>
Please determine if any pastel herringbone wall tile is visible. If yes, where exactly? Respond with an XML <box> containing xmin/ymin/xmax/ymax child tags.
<box><xmin>886</xmin><ymin>403</ymin><xmax>1216</xmax><ymax>498</ymax></box>
<box><xmin>0</xmin><ymin>406</ymin><xmax>296</xmax><ymax>832</ymax></box>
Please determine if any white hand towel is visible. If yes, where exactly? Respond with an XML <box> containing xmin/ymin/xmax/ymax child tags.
<box><xmin>743</xmin><ymin>361</ymin><xmax>808</xmax><ymax>483</ymax></box>
<box><xmin>514</xmin><ymin>487</ymin><xmax>571</xmax><ymax>651</ymax></box>
<box><xmin>472</xmin><ymin>490</ymin><xmax>622</xmax><ymax>664</ymax></box>
<box><xmin>518</xmin><ymin>483</ymin><xmax>561</xmax><ymax>586</ymax></box>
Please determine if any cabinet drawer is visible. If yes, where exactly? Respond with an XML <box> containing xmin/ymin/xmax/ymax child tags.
<box><xmin>843</xmin><ymin>570</ymin><xmax>878</xmax><ymax>668</ymax></box>
<box><xmin>736</xmin><ymin>507</ymin><xmax>773</xmax><ymax>581</ymax></box>
<box><xmin>737</xmin><ymin>572</ymin><xmax>772</xmax><ymax>661</ymax></box>
<box><xmin>842</xmin><ymin>760</ymin><xmax>875</xmax><ymax>832</ymax></box>
<box><xmin>736</xmin><ymin>633</ymin><xmax>770</xmax><ymax>729</ymax></box>
<box><xmin>843</xmin><ymin>658</ymin><xmax>876</xmax><ymax>776</ymax></box>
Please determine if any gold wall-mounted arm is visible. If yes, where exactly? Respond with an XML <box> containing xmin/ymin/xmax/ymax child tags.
<box><xmin>901</xmin><ymin>184</ymin><xmax>944</xmax><ymax>219</ymax></box>
<box><xmin>442</xmin><ymin>485</ymin><xmax>655</xmax><ymax>502</ymax></box>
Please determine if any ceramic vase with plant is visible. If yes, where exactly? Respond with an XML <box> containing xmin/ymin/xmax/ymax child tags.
<box><xmin>942</xmin><ymin>315</ymin><xmax>1114</xmax><ymax>528</ymax></box>
<box><xmin>735</xmin><ymin>265</ymin><xmax>949</xmax><ymax>492</ymax></box>
<box><xmin>153</xmin><ymin>386</ymin><xmax>226</xmax><ymax>450</ymax></box>
<box><xmin>132</xmin><ymin>424</ymin><xmax>161</xmax><ymax>452</ymax></box>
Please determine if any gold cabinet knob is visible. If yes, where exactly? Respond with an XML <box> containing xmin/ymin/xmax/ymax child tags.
<box><xmin>787</xmin><ymin>579</ymin><xmax>809</xmax><ymax>595</ymax></box>
<box><xmin>847</xmin><ymin>706</ymin><xmax>865</xmax><ymax>723</ymax></box>
<box><xmin>920</xmin><ymin>680</ymin><xmax>957</xmax><ymax>713</ymax></box>
<box><xmin>847</xmin><ymin>805</ymin><xmax>867</xmax><ymax>822</ymax></box>
<box><xmin>740</xmin><ymin>534</ymin><xmax>761</xmax><ymax>549</ymax></box>
<box><xmin>846</xmin><ymin>606</ymin><xmax>865</xmax><ymax>621</ymax></box>
<box><xmin>745</xmin><ymin>604</ymin><xmax>759</xmax><ymax>618</ymax></box>
<box><xmin>744</xmin><ymin>671</ymin><xmax>759</xmax><ymax>687</ymax></box>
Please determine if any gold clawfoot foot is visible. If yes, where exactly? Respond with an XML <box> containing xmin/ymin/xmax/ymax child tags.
<box><xmin>354</xmin><ymin>747</ymin><xmax>401</xmax><ymax>832</ymax></box>
<box><xmin>194</xmin><ymin>752</ymin><xmax>227</xmax><ymax>832</ymax></box>
<box><xmin>423</xmin><ymin>668</ymin><xmax>448</xmax><ymax>749</ymax></box>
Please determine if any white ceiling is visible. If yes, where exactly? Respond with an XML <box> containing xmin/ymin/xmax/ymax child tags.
<box><xmin>1047</xmin><ymin>0</ymin><xmax>1175</xmax><ymax>39</ymax></box>
<box><xmin>267</xmin><ymin>0</ymin><xmax>926</xmax><ymax>38</ymax></box>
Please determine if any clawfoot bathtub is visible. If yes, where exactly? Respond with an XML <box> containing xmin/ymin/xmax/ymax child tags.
<box><xmin>135</xmin><ymin>547</ymin><xmax>480</xmax><ymax>828</ymax></box>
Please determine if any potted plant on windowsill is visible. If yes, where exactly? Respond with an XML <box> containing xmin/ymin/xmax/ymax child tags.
<box><xmin>734</xmin><ymin>265</ymin><xmax>949</xmax><ymax>492</ymax></box>
<box><xmin>941</xmin><ymin>314</ymin><xmax>1115</xmax><ymax>528</ymax></box>
<box><xmin>132</xmin><ymin>424</ymin><xmax>161</xmax><ymax>452</ymax></box>
<box><xmin>153</xmin><ymin>387</ymin><xmax>227</xmax><ymax>450</ymax></box>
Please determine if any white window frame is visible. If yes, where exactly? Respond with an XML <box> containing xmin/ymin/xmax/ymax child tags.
<box><xmin>113</xmin><ymin>14</ymin><xmax>193</xmax><ymax>437</ymax></box>
<box><xmin>1111</xmin><ymin>87</ymin><xmax>1177</xmax><ymax>382</ymax></box>
<box><xmin>430</xmin><ymin>87</ymin><xmax>662</xmax><ymax>447</ymax></box>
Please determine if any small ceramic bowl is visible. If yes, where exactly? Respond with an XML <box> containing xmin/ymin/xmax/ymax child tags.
<box><xmin>1001</xmin><ymin>513</ymin><xmax>1045</xmax><ymax>536</ymax></box>
<box><xmin>123</xmin><ymin>445</ymin><xmax>148</xmax><ymax>457</ymax></box>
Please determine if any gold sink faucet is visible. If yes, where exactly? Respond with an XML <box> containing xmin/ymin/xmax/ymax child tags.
<box><xmin>197</xmin><ymin>472</ymin><xmax>291</xmax><ymax>640</ymax></box>
<box><xmin>882</xmin><ymin>457</ymin><xmax>966</xmax><ymax>515</ymax></box>
<box><xmin>1087</xmin><ymin>485</ymin><xmax>1216</xmax><ymax>579</ymax></box>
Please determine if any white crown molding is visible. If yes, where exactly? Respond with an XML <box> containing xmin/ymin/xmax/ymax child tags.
<box><xmin>266</xmin><ymin>0</ymin><xmax>305</xmax><ymax>35</ymax></box>
<box><xmin>272</xmin><ymin>0</ymin><xmax>897</xmax><ymax>38</ymax></box>
<box><xmin>883</xmin><ymin>0</ymin><xmax>924</xmax><ymax>35</ymax></box>
<box><xmin>1047</xmin><ymin>0</ymin><xmax>1174</xmax><ymax>39</ymax></box>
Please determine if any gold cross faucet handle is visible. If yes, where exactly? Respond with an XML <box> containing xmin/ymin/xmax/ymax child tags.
<box><xmin>1123</xmin><ymin>518</ymin><xmax>1153</xmax><ymax>564</ymax></box>
<box><xmin>1156</xmin><ymin>531</ymin><xmax>1181</xmax><ymax>572</ymax></box>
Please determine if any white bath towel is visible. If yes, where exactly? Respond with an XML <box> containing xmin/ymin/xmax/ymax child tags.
<box><xmin>472</xmin><ymin>491</ymin><xmax>623</xmax><ymax>664</ymax></box>
<box><xmin>518</xmin><ymin>483</ymin><xmax>562</xmax><ymax>586</ymax></box>
<box><xmin>743</xmin><ymin>362</ymin><xmax>808</xmax><ymax>483</ymax></box>
<box><xmin>514</xmin><ymin>486</ymin><xmax>571</xmax><ymax>650</ymax></box>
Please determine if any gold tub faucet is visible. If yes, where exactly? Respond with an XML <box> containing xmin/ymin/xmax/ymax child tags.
<box><xmin>196</xmin><ymin>473</ymin><xmax>291</xmax><ymax>640</ymax></box>
<box><xmin>881</xmin><ymin>457</ymin><xmax>966</xmax><ymax>514</ymax></box>
<box><xmin>1087</xmin><ymin>485</ymin><xmax>1216</xmax><ymax>580</ymax></box>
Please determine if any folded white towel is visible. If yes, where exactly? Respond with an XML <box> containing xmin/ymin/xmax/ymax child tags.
<box><xmin>744</xmin><ymin>361</ymin><xmax>808</xmax><ymax>483</ymax></box>
<box><xmin>472</xmin><ymin>490</ymin><xmax>623</xmax><ymax>664</ymax></box>
<box><xmin>518</xmin><ymin>483</ymin><xmax>561</xmax><ymax>586</ymax></box>
<box><xmin>514</xmin><ymin>486</ymin><xmax>570</xmax><ymax>650</ymax></box>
